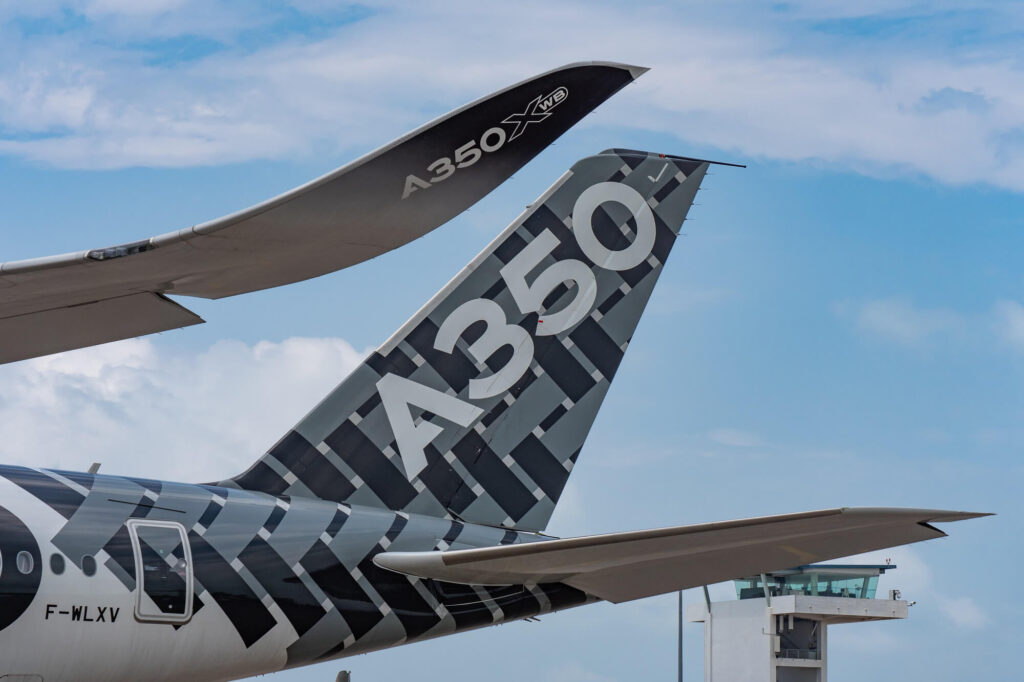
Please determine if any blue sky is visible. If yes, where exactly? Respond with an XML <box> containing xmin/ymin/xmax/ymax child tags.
<box><xmin>0</xmin><ymin>1</ymin><xmax>1021</xmax><ymax>680</ymax></box>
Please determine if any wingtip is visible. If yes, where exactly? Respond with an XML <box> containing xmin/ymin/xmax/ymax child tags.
<box><xmin>565</xmin><ymin>61</ymin><xmax>650</xmax><ymax>80</ymax></box>
<box><xmin>927</xmin><ymin>510</ymin><xmax>994</xmax><ymax>522</ymax></box>
<box><xmin>624</xmin><ymin>64</ymin><xmax>651</xmax><ymax>79</ymax></box>
<box><xmin>553</xmin><ymin>61</ymin><xmax>649</xmax><ymax>77</ymax></box>
<box><xmin>839</xmin><ymin>507</ymin><xmax>994</xmax><ymax>523</ymax></box>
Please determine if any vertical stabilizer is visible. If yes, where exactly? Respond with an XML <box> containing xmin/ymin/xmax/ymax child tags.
<box><xmin>226</xmin><ymin>150</ymin><xmax>709</xmax><ymax>532</ymax></box>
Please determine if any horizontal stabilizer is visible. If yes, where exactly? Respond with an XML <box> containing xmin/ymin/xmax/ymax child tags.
<box><xmin>374</xmin><ymin>507</ymin><xmax>988</xmax><ymax>603</ymax></box>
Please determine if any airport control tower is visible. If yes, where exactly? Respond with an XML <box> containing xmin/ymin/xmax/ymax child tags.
<box><xmin>687</xmin><ymin>564</ymin><xmax>905</xmax><ymax>682</ymax></box>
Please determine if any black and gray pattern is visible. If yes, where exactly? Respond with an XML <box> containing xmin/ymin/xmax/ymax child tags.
<box><xmin>2</xmin><ymin>465</ymin><xmax>590</xmax><ymax>664</ymax></box>
<box><xmin>227</xmin><ymin>150</ymin><xmax>707</xmax><ymax>532</ymax></box>
<box><xmin>0</xmin><ymin>150</ymin><xmax>709</xmax><ymax>672</ymax></box>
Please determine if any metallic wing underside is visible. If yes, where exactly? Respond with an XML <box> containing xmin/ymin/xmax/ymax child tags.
<box><xmin>0</xmin><ymin>61</ymin><xmax>646</xmax><ymax>364</ymax></box>
<box><xmin>375</xmin><ymin>507</ymin><xmax>988</xmax><ymax>603</ymax></box>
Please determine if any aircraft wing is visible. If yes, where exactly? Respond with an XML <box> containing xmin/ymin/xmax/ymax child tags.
<box><xmin>0</xmin><ymin>61</ymin><xmax>646</xmax><ymax>364</ymax></box>
<box><xmin>374</xmin><ymin>507</ymin><xmax>988</xmax><ymax>603</ymax></box>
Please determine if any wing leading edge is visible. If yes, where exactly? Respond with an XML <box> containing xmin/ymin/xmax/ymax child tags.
<box><xmin>0</xmin><ymin>61</ymin><xmax>647</xmax><ymax>364</ymax></box>
<box><xmin>374</xmin><ymin>507</ymin><xmax>989</xmax><ymax>603</ymax></box>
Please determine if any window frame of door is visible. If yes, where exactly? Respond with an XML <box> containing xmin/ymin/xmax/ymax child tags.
<box><xmin>125</xmin><ymin>518</ymin><xmax>194</xmax><ymax>624</ymax></box>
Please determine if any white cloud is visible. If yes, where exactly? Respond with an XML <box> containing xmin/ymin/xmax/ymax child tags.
<box><xmin>936</xmin><ymin>595</ymin><xmax>990</xmax><ymax>629</ymax></box>
<box><xmin>993</xmin><ymin>300</ymin><xmax>1024</xmax><ymax>352</ymax></box>
<box><xmin>838</xmin><ymin>298</ymin><xmax>962</xmax><ymax>346</ymax></box>
<box><xmin>830</xmin><ymin>546</ymin><xmax>989</xmax><ymax>630</ymax></box>
<box><xmin>0</xmin><ymin>336</ymin><xmax>366</xmax><ymax>482</ymax></box>
<box><xmin>707</xmin><ymin>428</ymin><xmax>761</xmax><ymax>447</ymax></box>
<box><xmin>83</xmin><ymin>0</ymin><xmax>190</xmax><ymax>16</ymax></box>
<box><xmin>837</xmin><ymin>297</ymin><xmax>1024</xmax><ymax>353</ymax></box>
<box><xmin>0</xmin><ymin>1</ymin><xmax>1022</xmax><ymax>190</ymax></box>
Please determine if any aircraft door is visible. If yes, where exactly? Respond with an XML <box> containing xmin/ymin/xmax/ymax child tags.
<box><xmin>126</xmin><ymin>520</ymin><xmax>193</xmax><ymax>624</ymax></box>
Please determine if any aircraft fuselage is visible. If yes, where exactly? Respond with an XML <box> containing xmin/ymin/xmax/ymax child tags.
<box><xmin>0</xmin><ymin>466</ymin><xmax>587</xmax><ymax>682</ymax></box>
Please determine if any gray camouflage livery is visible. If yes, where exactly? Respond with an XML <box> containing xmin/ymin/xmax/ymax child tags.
<box><xmin>226</xmin><ymin>149</ymin><xmax>706</xmax><ymax>533</ymax></box>
<box><xmin>0</xmin><ymin>150</ymin><xmax>705</xmax><ymax>680</ymax></box>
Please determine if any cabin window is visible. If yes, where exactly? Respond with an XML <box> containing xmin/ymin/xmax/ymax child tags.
<box><xmin>16</xmin><ymin>550</ymin><xmax>34</xmax><ymax>575</ymax></box>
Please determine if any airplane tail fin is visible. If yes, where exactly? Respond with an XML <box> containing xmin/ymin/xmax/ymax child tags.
<box><xmin>225</xmin><ymin>149</ymin><xmax>709</xmax><ymax>531</ymax></box>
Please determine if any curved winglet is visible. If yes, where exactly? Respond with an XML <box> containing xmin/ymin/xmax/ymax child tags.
<box><xmin>0</xmin><ymin>62</ymin><xmax>645</xmax><ymax>363</ymax></box>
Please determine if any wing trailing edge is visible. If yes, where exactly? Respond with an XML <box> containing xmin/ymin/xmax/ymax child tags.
<box><xmin>374</xmin><ymin>507</ymin><xmax>989</xmax><ymax>603</ymax></box>
<box><xmin>0</xmin><ymin>293</ymin><xmax>203</xmax><ymax>364</ymax></box>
